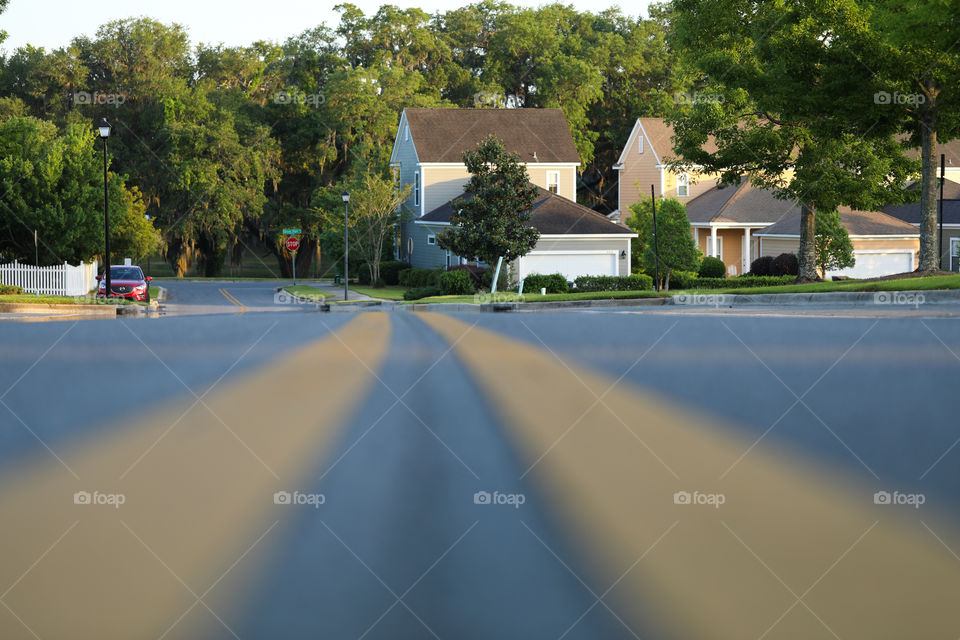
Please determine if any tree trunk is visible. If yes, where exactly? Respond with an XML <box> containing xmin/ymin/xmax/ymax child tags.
<box><xmin>918</xmin><ymin>93</ymin><xmax>939</xmax><ymax>271</ymax></box>
<box><xmin>797</xmin><ymin>202</ymin><xmax>819</xmax><ymax>282</ymax></box>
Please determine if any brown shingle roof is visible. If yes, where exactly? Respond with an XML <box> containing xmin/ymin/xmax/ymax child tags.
<box><xmin>685</xmin><ymin>181</ymin><xmax>798</xmax><ymax>225</ymax></box>
<box><xmin>881</xmin><ymin>178</ymin><xmax>960</xmax><ymax>225</ymax></box>
<box><xmin>403</xmin><ymin>108</ymin><xmax>580</xmax><ymax>164</ymax></box>
<box><xmin>420</xmin><ymin>187</ymin><xmax>635</xmax><ymax>236</ymax></box>
<box><xmin>755</xmin><ymin>208</ymin><xmax>919</xmax><ymax>237</ymax></box>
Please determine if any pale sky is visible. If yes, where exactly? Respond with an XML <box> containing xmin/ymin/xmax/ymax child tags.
<box><xmin>1</xmin><ymin>0</ymin><xmax>648</xmax><ymax>53</ymax></box>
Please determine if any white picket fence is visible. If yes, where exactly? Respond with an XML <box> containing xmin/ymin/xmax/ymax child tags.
<box><xmin>0</xmin><ymin>259</ymin><xmax>99</xmax><ymax>296</ymax></box>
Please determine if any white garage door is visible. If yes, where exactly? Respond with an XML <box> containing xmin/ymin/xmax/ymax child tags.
<box><xmin>827</xmin><ymin>251</ymin><xmax>914</xmax><ymax>279</ymax></box>
<box><xmin>519</xmin><ymin>251</ymin><xmax>618</xmax><ymax>282</ymax></box>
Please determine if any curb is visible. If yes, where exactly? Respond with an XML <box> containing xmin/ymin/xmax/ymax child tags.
<box><xmin>0</xmin><ymin>302</ymin><xmax>117</xmax><ymax>318</ymax></box>
<box><xmin>668</xmin><ymin>290</ymin><xmax>960</xmax><ymax>306</ymax></box>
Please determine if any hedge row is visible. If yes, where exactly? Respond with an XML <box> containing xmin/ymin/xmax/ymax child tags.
<box><xmin>522</xmin><ymin>273</ymin><xmax>568</xmax><ymax>294</ymax></box>
<box><xmin>750</xmin><ymin>254</ymin><xmax>798</xmax><ymax>277</ymax></box>
<box><xmin>439</xmin><ymin>269</ymin><xmax>475</xmax><ymax>295</ymax></box>
<box><xmin>0</xmin><ymin>284</ymin><xmax>24</xmax><ymax>295</ymax></box>
<box><xmin>692</xmin><ymin>275</ymin><xmax>794</xmax><ymax>289</ymax></box>
<box><xmin>574</xmin><ymin>274</ymin><xmax>654</xmax><ymax>292</ymax></box>
<box><xmin>398</xmin><ymin>268</ymin><xmax>442</xmax><ymax>288</ymax></box>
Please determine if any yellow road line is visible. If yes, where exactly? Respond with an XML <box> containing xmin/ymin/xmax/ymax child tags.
<box><xmin>218</xmin><ymin>287</ymin><xmax>247</xmax><ymax>313</ymax></box>
<box><xmin>0</xmin><ymin>313</ymin><xmax>391</xmax><ymax>639</ymax></box>
<box><xmin>419</xmin><ymin>312</ymin><xmax>960</xmax><ymax>640</ymax></box>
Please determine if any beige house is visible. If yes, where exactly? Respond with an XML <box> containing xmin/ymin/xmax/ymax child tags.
<box><xmin>390</xmin><ymin>108</ymin><xmax>635</xmax><ymax>278</ymax></box>
<box><xmin>611</xmin><ymin>117</ymin><xmax>722</xmax><ymax>222</ymax></box>
<box><xmin>755</xmin><ymin>209</ymin><xmax>920</xmax><ymax>277</ymax></box>
<box><xmin>882</xmin><ymin>175</ymin><xmax>960</xmax><ymax>271</ymax></box>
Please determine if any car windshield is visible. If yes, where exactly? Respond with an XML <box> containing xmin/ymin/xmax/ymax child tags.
<box><xmin>109</xmin><ymin>267</ymin><xmax>143</xmax><ymax>280</ymax></box>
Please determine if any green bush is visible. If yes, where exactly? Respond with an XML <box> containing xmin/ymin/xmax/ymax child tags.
<box><xmin>480</xmin><ymin>266</ymin><xmax>509</xmax><ymax>292</ymax></box>
<box><xmin>522</xmin><ymin>273</ymin><xmax>568</xmax><ymax>294</ymax></box>
<box><xmin>398</xmin><ymin>268</ymin><xmax>441</xmax><ymax>288</ymax></box>
<box><xmin>357</xmin><ymin>264</ymin><xmax>372</xmax><ymax>285</ymax></box>
<box><xmin>699</xmin><ymin>256</ymin><xmax>727</xmax><ymax>278</ymax></box>
<box><xmin>403</xmin><ymin>285</ymin><xmax>443</xmax><ymax>300</ymax></box>
<box><xmin>692</xmin><ymin>275</ymin><xmax>794</xmax><ymax>289</ymax></box>
<box><xmin>574</xmin><ymin>274</ymin><xmax>653</xmax><ymax>292</ymax></box>
<box><xmin>668</xmin><ymin>270</ymin><xmax>697</xmax><ymax>289</ymax></box>
<box><xmin>439</xmin><ymin>269</ymin><xmax>476</xmax><ymax>295</ymax></box>
<box><xmin>380</xmin><ymin>261</ymin><xmax>411</xmax><ymax>286</ymax></box>
<box><xmin>0</xmin><ymin>284</ymin><xmax>24</xmax><ymax>295</ymax></box>
<box><xmin>750</xmin><ymin>256</ymin><xmax>774</xmax><ymax>276</ymax></box>
<box><xmin>771</xmin><ymin>253</ymin><xmax>798</xmax><ymax>277</ymax></box>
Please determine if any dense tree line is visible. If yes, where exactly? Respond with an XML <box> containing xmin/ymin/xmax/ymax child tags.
<box><xmin>0</xmin><ymin>3</ymin><xmax>687</xmax><ymax>275</ymax></box>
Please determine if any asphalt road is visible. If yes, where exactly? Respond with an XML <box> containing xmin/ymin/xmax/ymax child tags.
<box><xmin>2</xmin><ymin>283</ymin><xmax>959</xmax><ymax>639</ymax></box>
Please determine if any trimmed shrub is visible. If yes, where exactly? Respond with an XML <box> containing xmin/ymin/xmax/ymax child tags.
<box><xmin>668</xmin><ymin>270</ymin><xmax>697</xmax><ymax>290</ymax></box>
<box><xmin>0</xmin><ymin>284</ymin><xmax>24</xmax><ymax>295</ymax></box>
<box><xmin>447</xmin><ymin>264</ymin><xmax>484</xmax><ymax>290</ymax></box>
<box><xmin>699</xmin><ymin>256</ymin><xmax>726</xmax><ymax>278</ymax></box>
<box><xmin>480</xmin><ymin>266</ymin><xmax>508</xmax><ymax>292</ymax></box>
<box><xmin>403</xmin><ymin>285</ymin><xmax>443</xmax><ymax>300</ymax></box>
<box><xmin>574</xmin><ymin>274</ymin><xmax>654</xmax><ymax>292</ymax></box>
<box><xmin>380</xmin><ymin>261</ymin><xmax>411</xmax><ymax>286</ymax></box>
<box><xmin>439</xmin><ymin>269</ymin><xmax>476</xmax><ymax>295</ymax></box>
<box><xmin>357</xmin><ymin>264</ymin><xmax>372</xmax><ymax>285</ymax></box>
<box><xmin>522</xmin><ymin>273</ymin><xmax>568</xmax><ymax>294</ymax></box>
<box><xmin>692</xmin><ymin>275</ymin><xmax>794</xmax><ymax>289</ymax></box>
<box><xmin>771</xmin><ymin>253</ymin><xmax>799</xmax><ymax>277</ymax></box>
<box><xmin>749</xmin><ymin>256</ymin><xmax>774</xmax><ymax>276</ymax></box>
<box><xmin>398</xmin><ymin>268</ymin><xmax>441</xmax><ymax>288</ymax></box>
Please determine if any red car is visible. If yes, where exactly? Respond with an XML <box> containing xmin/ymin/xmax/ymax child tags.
<box><xmin>97</xmin><ymin>265</ymin><xmax>152</xmax><ymax>302</ymax></box>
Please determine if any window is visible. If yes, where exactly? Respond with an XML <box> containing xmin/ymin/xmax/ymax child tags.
<box><xmin>637</xmin><ymin>135</ymin><xmax>644</xmax><ymax>153</ymax></box>
<box><xmin>427</xmin><ymin>234</ymin><xmax>437</xmax><ymax>245</ymax></box>
<box><xmin>547</xmin><ymin>171</ymin><xmax>559</xmax><ymax>194</ymax></box>
<box><xmin>445</xmin><ymin>252</ymin><xmax>451</xmax><ymax>268</ymax></box>
<box><xmin>677</xmin><ymin>173</ymin><xmax>690</xmax><ymax>197</ymax></box>
<box><xmin>407</xmin><ymin>237</ymin><xmax>414</xmax><ymax>256</ymax></box>
<box><xmin>404</xmin><ymin>124</ymin><xmax>409</xmax><ymax>141</ymax></box>
<box><xmin>414</xmin><ymin>171</ymin><xmax>420</xmax><ymax>207</ymax></box>
<box><xmin>951</xmin><ymin>237</ymin><xmax>960</xmax><ymax>272</ymax></box>
<box><xmin>708</xmin><ymin>235</ymin><xmax>723</xmax><ymax>259</ymax></box>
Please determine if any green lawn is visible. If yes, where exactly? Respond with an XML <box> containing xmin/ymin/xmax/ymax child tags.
<box><xmin>283</xmin><ymin>285</ymin><xmax>332</xmax><ymax>301</ymax></box>
<box><xmin>402</xmin><ymin>274</ymin><xmax>960</xmax><ymax>305</ymax></box>
<box><xmin>350</xmin><ymin>285</ymin><xmax>407</xmax><ymax>300</ymax></box>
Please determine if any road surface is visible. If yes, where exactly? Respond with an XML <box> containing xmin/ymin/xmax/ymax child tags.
<box><xmin>1</xmin><ymin>282</ymin><xmax>959</xmax><ymax>639</ymax></box>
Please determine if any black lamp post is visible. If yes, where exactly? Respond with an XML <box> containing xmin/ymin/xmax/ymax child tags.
<box><xmin>342</xmin><ymin>191</ymin><xmax>350</xmax><ymax>301</ymax></box>
<box><xmin>97</xmin><ymin>119</ymin><xmax>112</xmax><ymax>296</ymax></box>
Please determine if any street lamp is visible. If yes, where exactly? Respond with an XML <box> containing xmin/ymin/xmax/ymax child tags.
<box><xmin>98</xmin><ymin>119</ymin><xmax>112</xmax><ymax>296</ymax></box>
<box><xmin>342</xmin><ymin>191</ymin><xmax>350</xmax><ymax>301</ymax></box>
<box><xmin>144</xmin><ymin>214</ymin><xmax>151</xmax><ymax>275</ymax></box>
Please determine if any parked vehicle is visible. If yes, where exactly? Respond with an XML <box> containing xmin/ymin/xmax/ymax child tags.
<box><xmin>96</xmin><ymin>265</ymin><xmax>152</xmax><ymax>302</ymax></box>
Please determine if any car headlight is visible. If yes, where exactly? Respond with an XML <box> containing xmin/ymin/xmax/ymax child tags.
<box><xmin>134</xmin><ymin>283</ymin><xmax>147</xmax><ymax>291</ymax></box>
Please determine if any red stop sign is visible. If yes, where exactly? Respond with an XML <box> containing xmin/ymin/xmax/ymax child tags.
<box><xmin>285</xmin><ymin>236</ymin><xmax>300</xmax><ymax>252</ymax></box>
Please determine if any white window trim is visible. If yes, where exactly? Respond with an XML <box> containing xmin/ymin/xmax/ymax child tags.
<box><xmin>677</xmin><ymin>172</ymin><xmax>690</xmax><ymax>198</ymax></box>
<box><xmin>637</xmin><ymin>135</ymin><xmax>644</xmax><ymax>153</ymax></box>
<box><xmin>951</xmin><ymin>237</ymin><xmax>960</xmax><ymax>272</ymax></box>
<box><xmin>547</xmin><ymin>170</ymin><xmax>560</xmax><ymax>193</ymax></box>
<box><xmin>426</xmin><ymin>234</ymin><xmax>437</xmax><ymax>245</ymax></box>
<box><xmin>709</xmin><ymin>235</ymin><xmax>723</xmax><ymax>259</ymax></box>
<box><xmin>414</xmin><ymin>171</ymin><xmax>420</xmax><ymax>208</ymax></box>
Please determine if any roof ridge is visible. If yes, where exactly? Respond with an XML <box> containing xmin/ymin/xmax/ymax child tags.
<box><xmin>710</xmin><ymin>179</ymin><xmax>750</xmax><ymax>222</ymax></box>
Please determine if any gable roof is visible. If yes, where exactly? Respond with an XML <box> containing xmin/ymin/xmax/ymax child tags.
<box><xmin>903</xmin><ymin>138</ymin><xmax>960</xmax><ymax>167</ymax></box>
<box><xmin>420</xmin><ymin>186</ymin><xmax>635</xmax><ymax>236</ymax></box>
<box><xmin>881</xmin><ymin>178</ymin><xmax>960</xmax><ymax>225</ymax></box>
<box><xmin>614</xmin><ymin>117</ymin><xmax>719</xmax><ymax>168</ymax></box>
<box><xmin>402</xmin><ymin>108</ymin><xmax>580</xmax><ymax>164</ymax></box>
<box><xmin>755</xmin><ymin>208</ymin><xmax>919</xmax><ymax>237</ymax></box>
<box><xmin>685</xmin><ymin>180</ymin><xmax>798</xmax><ymax>225</ymax></box>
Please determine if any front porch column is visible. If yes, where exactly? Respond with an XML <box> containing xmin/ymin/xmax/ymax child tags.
<box><xmin>743</xmin><ymin>227</ymin><xmax>751</xmax><ymax>273</ymax></box>
<box><xmin>710</xmin><ymin>226</ymin><xmax>718</xmax><ymax>257</ymax></box>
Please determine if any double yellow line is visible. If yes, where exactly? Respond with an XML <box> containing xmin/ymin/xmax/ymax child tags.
<box><xmin>218</xmin><ymin>287</ymin><xmax>247</xmax><ymax>314</ymax></box>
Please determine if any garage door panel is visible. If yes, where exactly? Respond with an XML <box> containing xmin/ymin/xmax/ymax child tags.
<box><xmin>827</xmin><ymin>251</ymin><xmax>913</xmax><ymax>279</ymax></box>
<box><xmin>520</xmin><ymin>252</ymin><xmax>617</xmax><ymax>281</ymax></box>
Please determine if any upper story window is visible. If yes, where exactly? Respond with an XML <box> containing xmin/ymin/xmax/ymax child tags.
<box><xmin>414</xmin><ymin>171</ymin><xmax>420</xmax><ymax>207</ymax></box>
<box><xmin>547</xmin><ymin>171</ymin><xmax>559</xmax><ymax>194</ymax></box>
<box><xmin>637</xmin><ymin>135</ymin><xmax>644</xmax><ymax>153</ymax></box>
<box><xmin>677</xmin><ymin>172</ymin><xmax>690</xmax><ymax>197</ymax></box>
<box><xmin>427</xmin><ymin>234</ymin><xmax>437</xmax><ymax>245</ymax></box>
<box><xmin>404</xmin><ymin>124</ymin><xmax>409</xmax><ymax>141</ymax></box>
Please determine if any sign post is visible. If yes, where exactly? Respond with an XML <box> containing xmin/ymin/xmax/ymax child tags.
<box><xmin>284</xmin><ymin>231</ymin><xmax>301</xmax><ymax>285</ymax></box>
